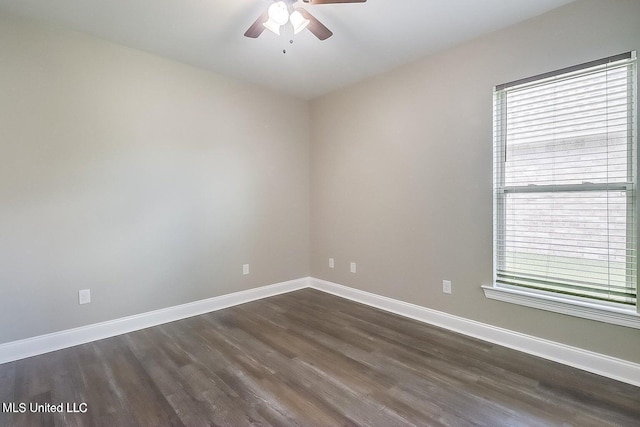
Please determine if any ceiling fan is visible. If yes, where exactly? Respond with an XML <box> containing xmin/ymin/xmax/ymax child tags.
<box><xmin>244</xmin><ymin>0</ymin><xmax>367</xmax><ymax>41</ymax></box>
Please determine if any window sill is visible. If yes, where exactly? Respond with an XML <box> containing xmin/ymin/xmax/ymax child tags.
<box><xmin>482</xmin><ymin>285</ymin><xmax>640</xmax><ymax>329</ymax></box>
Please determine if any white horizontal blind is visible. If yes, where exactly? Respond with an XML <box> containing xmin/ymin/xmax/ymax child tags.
<box><xmin>494</xmin><ymin>52</ymin><xmax>637</xmax><ymax>306</ymax></box>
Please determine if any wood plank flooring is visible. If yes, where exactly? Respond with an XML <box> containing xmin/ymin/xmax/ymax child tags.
<box><xmin>1</xmin><ymin>288</ymin><xmax>639</xmax><ymax>426</ymax></box>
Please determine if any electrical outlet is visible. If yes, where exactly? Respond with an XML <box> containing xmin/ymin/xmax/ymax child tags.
<box><xmin>329</xmin><ymin>258</ymin><xmax>335</xmax><ymax>269</ymax></box>
<box><xmin>78</xmin><ymin>289</ymin><xmax>91</xmax><ymax>305</ymax></box>
<box><xmin>442</xmin><ymin>280</ymin><xmax>452</xmax><ymax>294</ymax></box>
<box><xmin>243</xmin><ymin>264</ymin><xmax>250</xmax><ymax>275</ymax></box>
<box><xmin>350</xmin><ymin>262</ymin><xmax>357</xmax><ymax>273</ymax></box>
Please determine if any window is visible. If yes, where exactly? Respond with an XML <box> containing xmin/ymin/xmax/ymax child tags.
<box><xmin>485</xmin><ymin>52</ymin><xmax>640</xmax><ymax>326</ymax></box>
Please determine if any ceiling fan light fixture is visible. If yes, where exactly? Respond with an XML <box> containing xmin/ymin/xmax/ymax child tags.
<box><xmin>263</xmin><ymin>1</ymin><xmax>289</xmax><ymax>34</ymax></box>
<box><xmin>290</xmin><ymin>10</ymin><xmax>310</xmax><ymax>34</ymax></box>
<box><xmin>247</xmin><ymin>0</ymin><xmax>365</xmax><ymax>41</ymax></box>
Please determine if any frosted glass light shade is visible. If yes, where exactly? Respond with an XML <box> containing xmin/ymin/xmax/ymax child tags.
<box><xmin>290</xmin><ymin>10</ymin><xmax>310</xmax><ymax>34</ymax></box>
<box><xmin>263</xmin><ymin>19</ymin><xmax>281</xmax><ymax>35</ymax></box>
<box><xmin>263</xmin><ymin>2</ymin><xmax>289</xmax><ymax>35</ymax></box>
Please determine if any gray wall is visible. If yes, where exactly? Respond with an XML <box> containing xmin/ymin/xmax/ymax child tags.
<box><xmin>0</xmin><ymin>13</ymin><xmax>310</xmax><ymax>344</ymax></box>
<box><xmin>310</xmin><ymin>0</ymin><xmax>640</xmax><ymax>363</ymax></box>
<box><xmin>2</xmin><ymin>0</ymin><xmax>638</xmax><ymax>365</ymax></box>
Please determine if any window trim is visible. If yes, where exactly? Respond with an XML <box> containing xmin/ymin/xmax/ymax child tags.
<box><xmin>495</xmin><ymin>52</ymin><xmax>633</xmax><ymax>91</ymax></box>
<box><xmin>487</xmin><ymin>52</ymin><xmax>639</xmax><ymax>326</ymax></box>
<box><xmin>482</xmin><ymin>285</ymin><xmax>640</xmax><ymax>329</ymax></box>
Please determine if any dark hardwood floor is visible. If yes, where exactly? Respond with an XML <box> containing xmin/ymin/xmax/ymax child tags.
<box><xmin>1</xmin><ymin>288</ymin><xmax>639</xmax><ymax>426</ymax></box>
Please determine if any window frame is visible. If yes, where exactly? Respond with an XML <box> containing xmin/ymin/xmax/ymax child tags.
<box><xmin>484</xmin><ymin>52</ymin><xmax>640</xmax><ymax>328</ymax></box>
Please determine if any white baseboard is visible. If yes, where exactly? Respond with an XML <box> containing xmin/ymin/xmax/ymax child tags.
<box><xmin>309</xmin><ymin>278</ymin><xmax>640</xmax><ymax>388</ymax></box>
<box><xmin>0</xmin><ymin>277</ymin><xmax>309</xmax><ymax>365</ymax></box>
<box><xmin>3</xmin><ymin>276</ymin><xmax>639</xmax><ymax>388</ymax></box>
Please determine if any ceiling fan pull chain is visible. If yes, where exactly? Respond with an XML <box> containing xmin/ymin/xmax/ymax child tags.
<box><xmin>283</xmin><ymin>23</ymin><xmax>294</xmax><ymax>54</ymax></box>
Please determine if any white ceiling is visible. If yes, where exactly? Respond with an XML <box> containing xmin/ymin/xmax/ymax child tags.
<box><xmin>0</xmin><ymin>0</ymin><xmax>575</xmax><ymax>99</ymax></box>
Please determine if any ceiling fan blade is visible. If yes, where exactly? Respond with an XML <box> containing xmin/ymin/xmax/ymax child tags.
<box><xmin>298</xmin><ymin>9</ymin><xmax>333</xmax><ymax>40</ymax></box>
<box><xmin>244</xmin><ymin>10</ymin><xmax>269</xmax><ymax>38</ymax></box>
<box><xmin>302</xmin><ymin>0</ymin><xmax>366</xmax><ymax>4</ymax></box>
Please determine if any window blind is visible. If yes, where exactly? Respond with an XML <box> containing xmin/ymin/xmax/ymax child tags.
<box><xmin>493</xmin><ymin>52</ymin><xmax>637</xmax><ymax>306</ymax></box>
